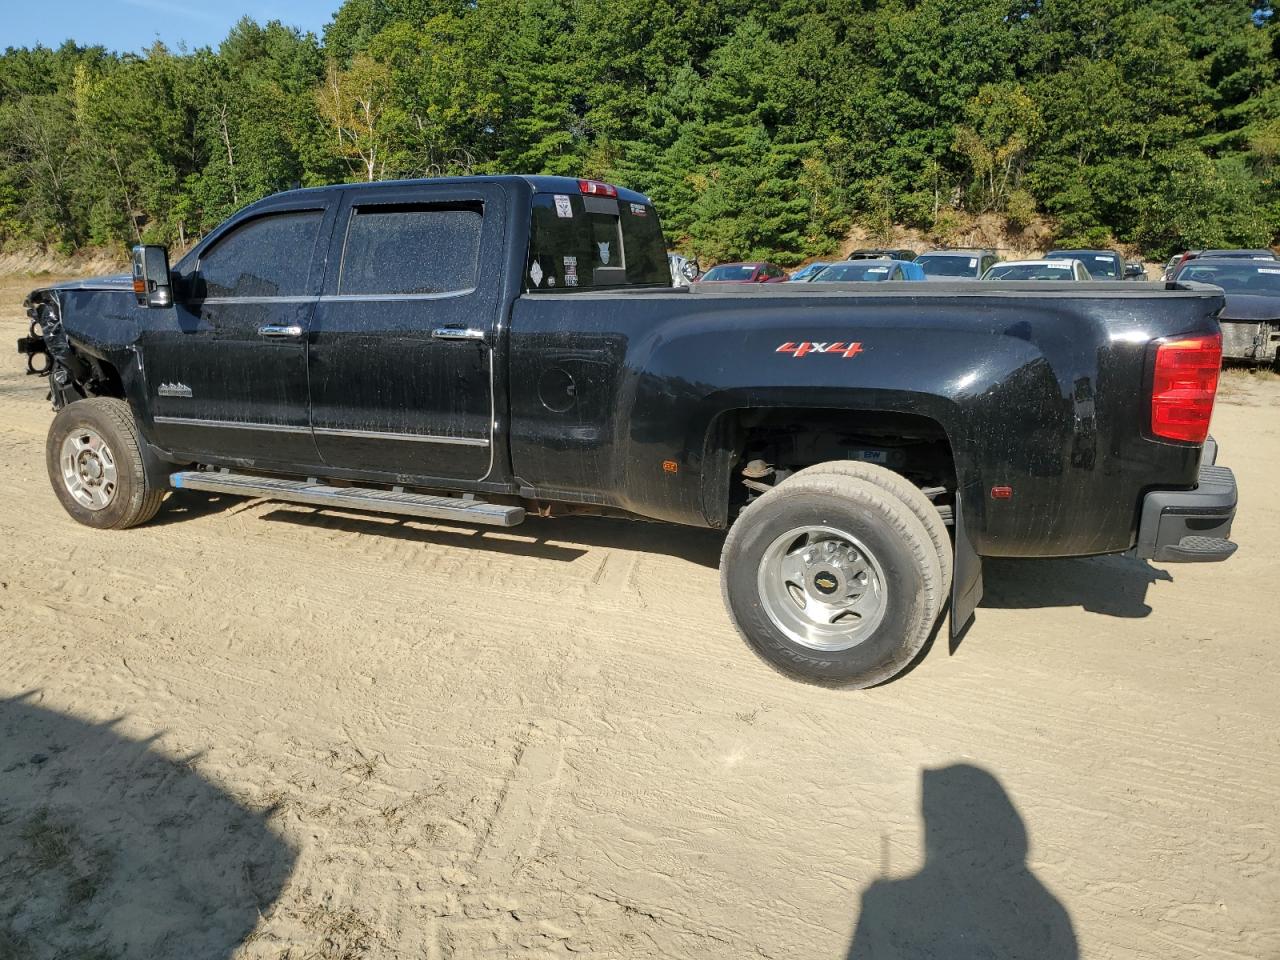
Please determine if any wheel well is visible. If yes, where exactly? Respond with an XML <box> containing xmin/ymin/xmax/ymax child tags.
<box><xmin>706</xmin><ymin>407</ymin><xmax>957</xmax><ymax>525</ymax></box>
<box><xmin>50</xmin><ymin>352</ymin><xmax>126</xmax><ymax>408</ymax></box>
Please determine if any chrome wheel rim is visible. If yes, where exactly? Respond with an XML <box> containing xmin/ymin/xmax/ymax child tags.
<box><xmin>60</xmin><ymin>427</ymin><xmax>119</xmax><ymax>511</ymax></box>
<box><xmin>757</xmin><ymin>524</ymin><xmax>888</xmax><ymax>652</ymax></box>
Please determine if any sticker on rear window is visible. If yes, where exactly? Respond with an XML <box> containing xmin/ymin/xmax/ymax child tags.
<box><xmin>1094</xmin><ymin>256</ymin><xmax>1109</xmax><ymax>261</ymax></box>
<box><xmin>630</xmin><ymin>202</ymin><xmax>647</xmax><ymax>216</ymax></box>
<box><xmin>530</xmin><ymin>261</ymin><xmax>544</xmax><ymax>286</ymax></box>
<box><xmin>554</xmin><ymin>194</ymin><xmax>573</xmax><ymax>218</ymax></box>
<box><xmin>868</xmin><ymin>267</ymin><xmax>889</xmax><ymax>273</ymax></box>
<box><xmin>969</xmin><ymin>258</ymin><xmax>977</xmax><ymax>268</ymax></box>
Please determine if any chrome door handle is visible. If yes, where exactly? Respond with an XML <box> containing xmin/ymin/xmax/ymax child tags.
<box><xmin>258</xmin><ymin>324</ymin><xmax>304</xmax><ymax>339</ymax></box>
<box><xmin>431</xmin><ymin>327</ymin><xmax>485</xmax><ymax>342</ymax></box>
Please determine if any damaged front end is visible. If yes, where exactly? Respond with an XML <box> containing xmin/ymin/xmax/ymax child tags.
<box><xmin>18</xmin><ymin>291</ymin><xmax>113</xmax><ymax>410</ymax></box>
<box><xmin>18</xmin><ymin>293</ymin><xmax>57</xmax><ymax>379</ymax></box>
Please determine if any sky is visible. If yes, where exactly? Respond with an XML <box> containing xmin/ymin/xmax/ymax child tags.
<box><xmin>3</xmin><ymin>1</ymin><xmax>340</xmax><ymax>54</ymax></box>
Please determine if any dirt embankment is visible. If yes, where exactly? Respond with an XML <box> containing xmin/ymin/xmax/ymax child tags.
<box><xmin>0</xmin><ymin>249</ymin><xmax>126</xmax><ymax>280</ymax></box>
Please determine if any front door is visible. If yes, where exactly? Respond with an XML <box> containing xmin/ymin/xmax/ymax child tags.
<box><xmin>141</xmin><ymin>202</ymin><xmax>333</xmax><ymax>467</ymax></box>
<box><xmin>307</xmin><ymin>184</ymin><xmax>505</xmax><ymax>482</ymax></box>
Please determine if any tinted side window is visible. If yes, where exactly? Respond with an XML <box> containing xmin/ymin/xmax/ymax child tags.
<box><xmin>340</xmin><ymin>203</ymin><xmax>482</xmax><ymax>296</ymax></box>
<box><xmin>194</xmin><ymin>211</ymin><xmax>322</xmax><ymax>299</ymax></box>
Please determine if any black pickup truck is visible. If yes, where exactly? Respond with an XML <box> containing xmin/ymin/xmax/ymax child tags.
<box><xmin>18</xmin><ymin>175</ymin><xmax>1239</xmax><ymax>687</ymax></box>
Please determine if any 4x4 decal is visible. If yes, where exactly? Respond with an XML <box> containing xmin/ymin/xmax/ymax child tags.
<box><xmin>776</xmin><ymin>341</ymin><xmax>864</xmax><ymax>358</ymax></box>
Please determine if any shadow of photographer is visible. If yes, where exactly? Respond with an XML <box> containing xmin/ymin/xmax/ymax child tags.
<box><xmin>848</xmin><ymin>764</ymin><xmax>1077</xmax><ymax>959</ymax></box>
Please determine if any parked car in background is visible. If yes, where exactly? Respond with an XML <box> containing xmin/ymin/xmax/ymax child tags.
<box><xmin>1046</xmin><ymin>249</ymin><xmax>1143</xmax><ymax>280</ymax></box>
<box><xmin>1173</xmin><ymin>257</ymin><xmax>1280</xmax><ymax>367</ymax></box>
<box><xmin>1165</xmin><ymin>248</ymin><xmax>1278</xmax><ymax>279</ymax></box>
<box><xmin>668</xmin><ymin>253</ymin><xmax>700</xmax><ymax>287</ymax></box>
<box><xmin>915</xmin><ymin>249</ymin><xmax>999</xmax><ymax>280</ymax></box>
<box><xmin>984</xmin><ymin>259</ymin><xmax>1093</xmax><ymax>281</ymax></box>
<box><xmin>700</xmin><ymin>262</ymin><xmax>788</xmax><ymax>283</ymax></box>
<box><xmin>847</xmin><ymin>248</ymin><xmax>916</xmax><ymax>261</ymax></box>
<box><xmin>811</xmin><ymin>260</ymin><xmax>926</xmax><ymax>282</ymax></box>
<box><xmin>787</xmin><ymin>262</ymin><xmax>831</xmax><ymax>282</ymax></box>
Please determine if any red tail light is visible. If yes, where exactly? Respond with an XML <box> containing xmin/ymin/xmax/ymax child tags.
<box><xmin>578</xmin><ymin>179</ymin><xmax>618</xmax><ymax>198</ymax></box>
<box><xmin>1151</xmin><ymin>332</ymin><xmax>1222</xmax><ymax>443</ymax></box>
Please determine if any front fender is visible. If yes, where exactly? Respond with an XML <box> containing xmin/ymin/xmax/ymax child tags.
<box><xmin>32</xmin><ymin>284</ymin><xmax>149</xmax><ymax>421</ymax></box>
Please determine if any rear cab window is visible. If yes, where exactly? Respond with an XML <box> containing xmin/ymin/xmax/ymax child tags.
<box><xmin>526</xmin><ymin>186</ymin><xmax>670</xmax><ymax>291</ymax></box>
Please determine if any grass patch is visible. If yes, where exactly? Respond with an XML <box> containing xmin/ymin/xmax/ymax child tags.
<box><xmin>20</xmin><ymin>810</ymin><xmax>74</xmax><ymax>872</ymax></box>
<box><xmin>17</xmin><ymin>808</ymin><xmax>113</xmax><ymax>908</ymax></box>
<box><xmin>297</xmin><ymin>897</ymin><xmax>380</xmax><ymax>959</ymax></box>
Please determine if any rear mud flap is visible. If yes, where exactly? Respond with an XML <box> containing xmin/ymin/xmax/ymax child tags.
<box><xmin>950</xmin><ymin>488</ymin><xmax>983</xmax><ymax>645</ymax></box>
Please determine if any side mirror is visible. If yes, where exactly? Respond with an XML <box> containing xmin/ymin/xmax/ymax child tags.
<box><xmin>131</xmin><ymin>244</ymin><xmax>172</xmax><ymax>308</ymax></box>
<box><xmin>681</xmin><ymin>259</ymin><xmax>701</xmax><ymax>282</ymax></box>
<box><xmin>1124</xmin><ymin>262</ymin><xmax>1145</xmax><ymax>279</ymax></box>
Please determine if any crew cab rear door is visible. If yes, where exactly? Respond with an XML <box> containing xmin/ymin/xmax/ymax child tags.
<box><xmin>142</xmin><ymin>197</ymin><xmax>335</xmax><ymax>466</ymax></box>
<box><xmin>307</xmin><ymin>183</ymin><xmax>505</xmax><ymax>482</ymax></box>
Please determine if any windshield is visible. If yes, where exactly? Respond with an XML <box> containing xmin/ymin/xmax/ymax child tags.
<box><xmin>1176</xmin><ymin>262</ymin><xmax>1280</xmax><ymax>294</ymax></box>
<box><xmin>703</xmin><ymin>265</ymin><xmax>756</xmax><ymax>281</ymax></box>
<box><xmin>985</xmin><ymin>263</ymin><xmax>1077</xmax><ymax>280</ymax></box>
<box><xmin>1048</xmin><ymin>251</ymin><xmax>1118</xmax><ymax>278</ymax></box>
<box><xmin>527</xmin><ymin>191</ymin><xmax>669</xmax><ymax>290</ymax></box>
<box><xmin>916</xmin><ymin>254</ymin><xmax>979</xmax><ymax>278</ymax></box>
<box><xmin>813</xmin><ymin>263</ymin><xmax>895</xmax><ymax>282</ymax></box>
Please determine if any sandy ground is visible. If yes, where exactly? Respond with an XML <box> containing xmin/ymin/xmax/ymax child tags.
<box><xmin>1</xmin><ymin>275</ymin><xmax>1278</xmax><ymax>960</ymax></box>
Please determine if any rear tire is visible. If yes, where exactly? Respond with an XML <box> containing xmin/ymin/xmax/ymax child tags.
<box><xmin>46</xmin><ymin>398</ymin><xmax>165</xmax><ymax>530</ymax></box>
<box><xmin>791</xmin><ymin>460</ymin><xmax>953</xmax><ymax>607</ymax></box>
<box><xmin>720</xmin><ymin>473</ymin><xmax>942</xmax><ymax>687</ymax></box>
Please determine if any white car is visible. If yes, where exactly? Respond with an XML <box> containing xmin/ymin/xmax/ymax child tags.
<box><xmin>983</xmin><ymin>259</ymin><xmax>1093</xmax><ymax>281</ymax></box>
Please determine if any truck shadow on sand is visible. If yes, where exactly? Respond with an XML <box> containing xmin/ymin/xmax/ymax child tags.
<box><xmin>145</xmin><ymin>489</ymin><xmax>245</xmax><ymax>527</ymax></box>
<box><xmin>980</xmin><ymin>553</ymin><xmax>1172</xmax><ymax>618</ymax></box>
<box><xmin>150</xmin><ymin>490</ymin><xmax>725</xmax><ymax>567</ymax></box>
<box><xmin>160</xmin><ymin>494</ymin><xmax>1169</xmax><ymax>618</ymax></box>
<box><xmin>253</xmin><ymin>503</ymin><xmax>726</xmax><ymax>568</ymax></box>
<box><xmin>0</xmin><ymin>691</ymin><xmax>296</xmax><ymax>959</ymax></box>
<box><xmin>847</xmin><ymin>763</ymin><xmax>1078</xmax><ymax>960</ymax></box>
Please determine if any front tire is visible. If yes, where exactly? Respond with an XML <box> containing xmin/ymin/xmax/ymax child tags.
<box><xmin>720</xmin><ymin>473</ymin><xmax>942</xmax><ymax>687</ymax></box>
<box><xmin>46</xmin><ymin>398</ymin><xmax>165</xmax><ymax>530</ymax></box>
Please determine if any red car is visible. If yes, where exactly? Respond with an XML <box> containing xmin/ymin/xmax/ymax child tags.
<box><xmin>699</xmin><ymin>262</ymin><xmax>788</xmax><ymax>283</ymax></box>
